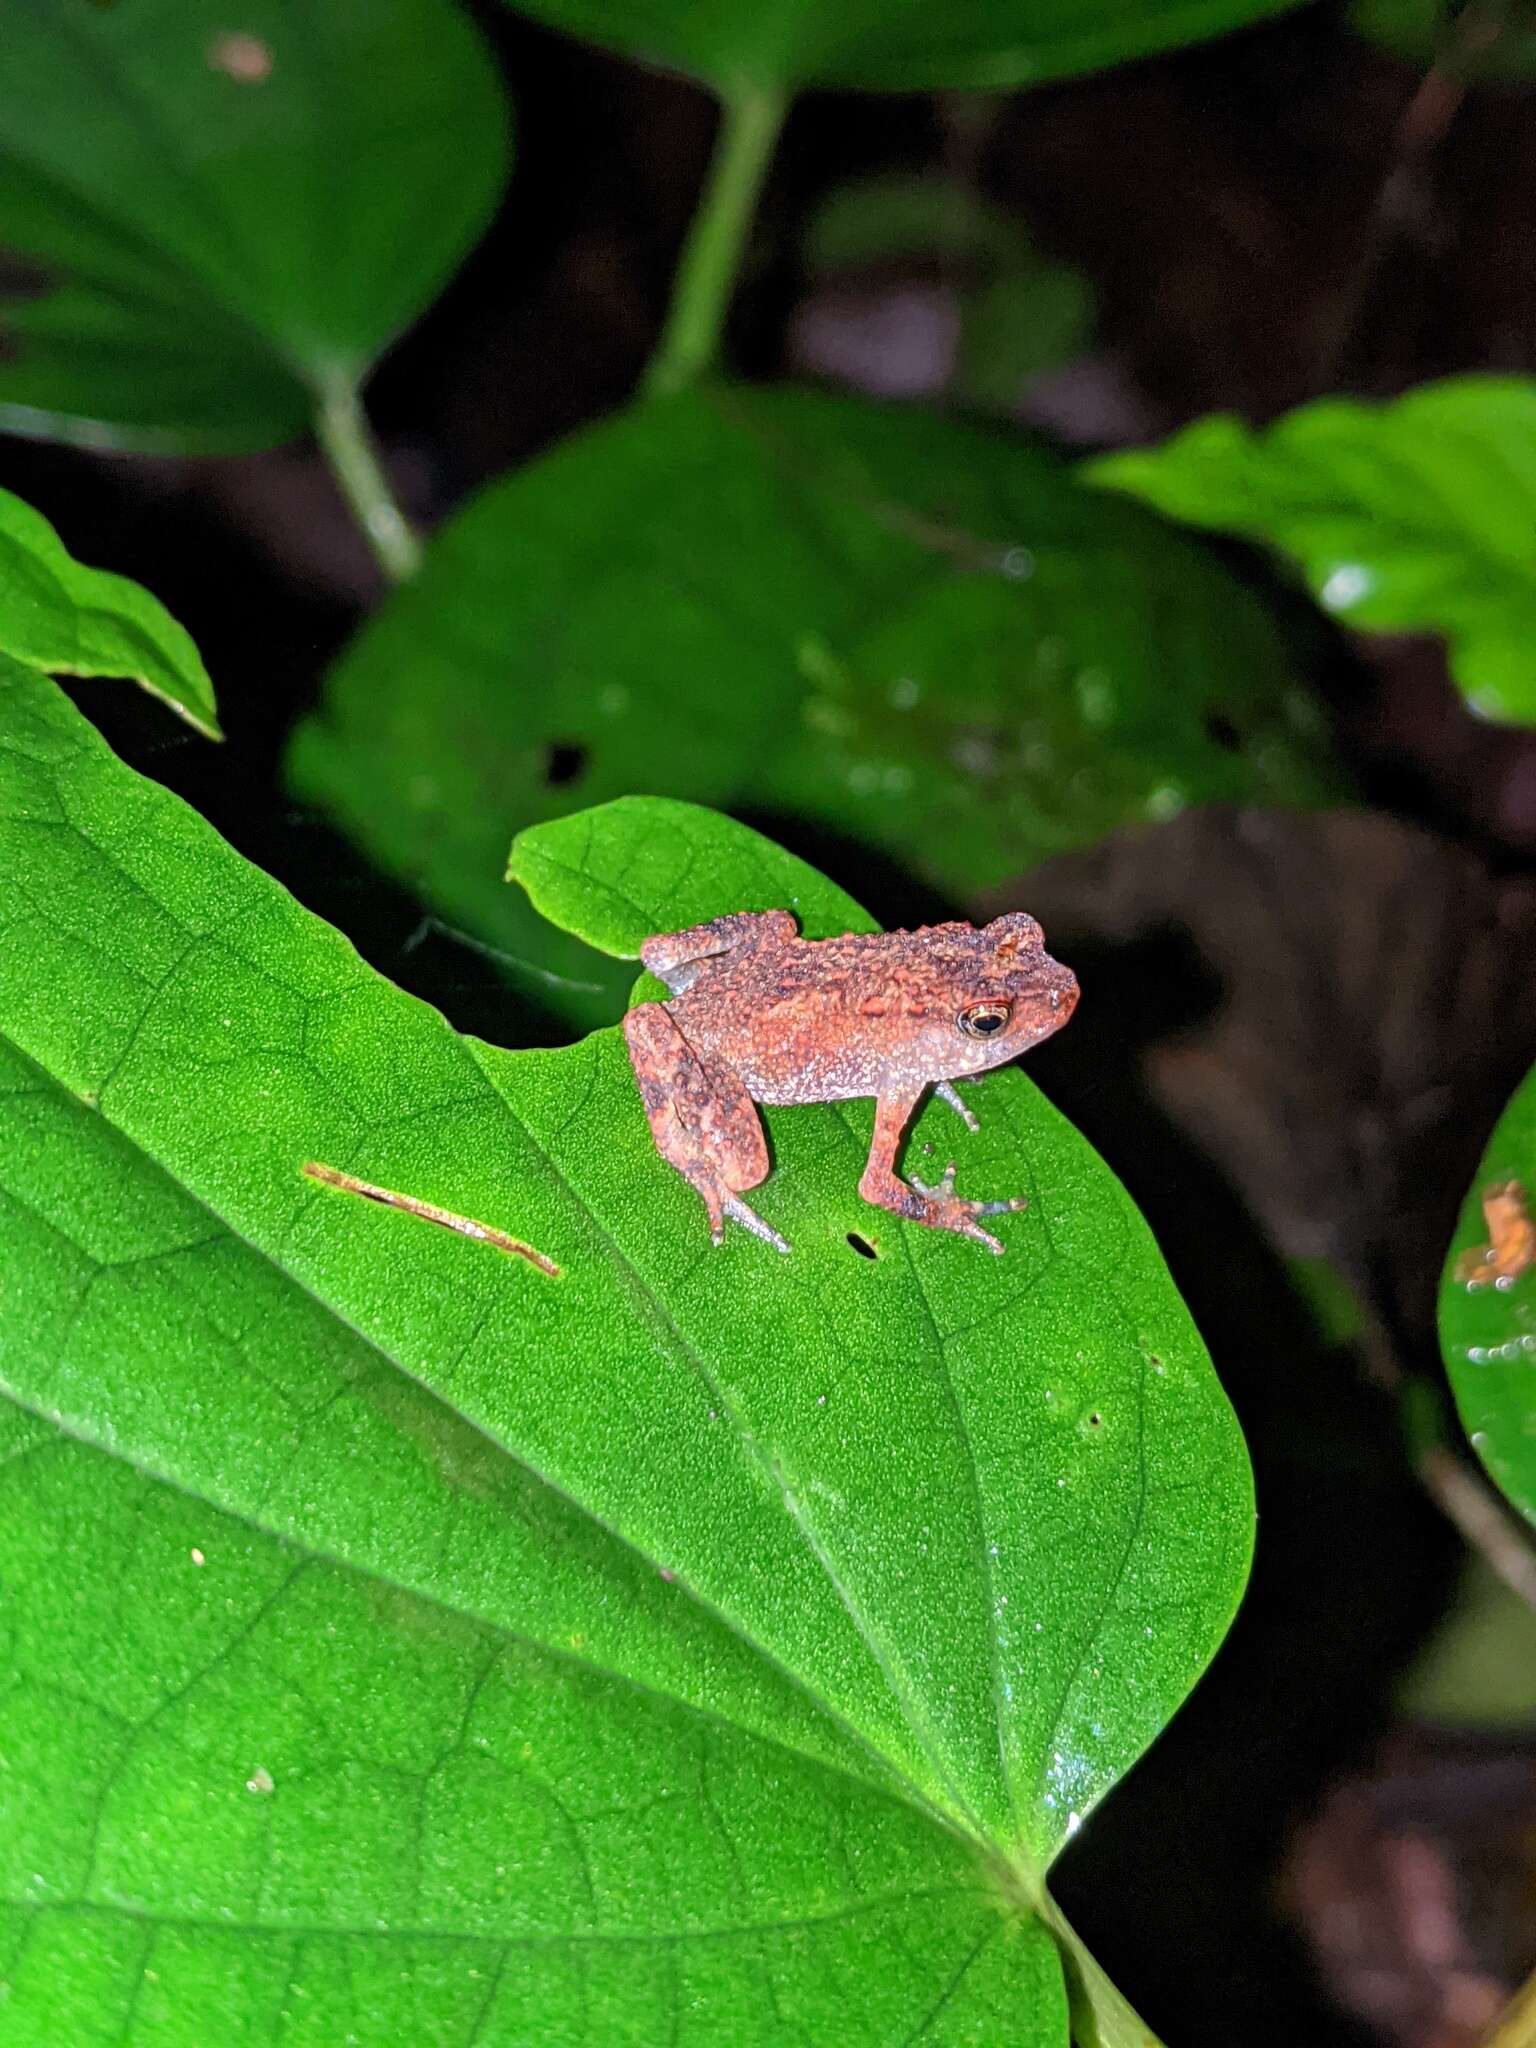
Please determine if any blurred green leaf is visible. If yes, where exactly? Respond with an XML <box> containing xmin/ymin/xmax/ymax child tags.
<box><xmin>1085</xmin><ymin>377</ymin><xmax>1536</xmax><ymax>723</ymax></box>
<box><xmin>497</xmin><ymin>0</ymin><xmax>1309</xmax><ymax>92</ymax></box>
<box><xmin>1283</xmin><ymin>1255</ymin><xmax>1366</xmax><ymax>1351</ymax></box>
<box><xmin>808</xmin><ymin>173</ymin><xmax>1027</xmax><ymax>272</ymax></box>
<box><xmin>292</xmin><ymin>385</ymin><xmax>1344</xmax><ymax>1034</ymax></box>
<box><xmin>806</xmin><ymin>172</ymin><xmax>1095</xmax><ymax>407</ymax></box>
<box><xmin>1399</xmin><ymin>1558</ymin><xmax>1536</xmax><ymax>1727</ymax></box>
<box><xmin>1</xmin><ymin>670</ymin><xmax>1251</xmax><ymax>2041</ymax></box>
<box><xmin>1440</xmin><ymin>1061</ymin><xmax>1536</xmax><ymax>1522</ymax></box>
<box><xmin>959</xmin><ymin>266</ymin><xmax>1095</xmax><ymax>410</ymax></box>
<box><xmin>0</xmin><ymin>0</ymin><xmax>509</xmax><ymax>451</ymax></box>
<box><xmin>0</xmin><ymin>484</ymin><xmax>217</xmax><ymax>735</ymax></box>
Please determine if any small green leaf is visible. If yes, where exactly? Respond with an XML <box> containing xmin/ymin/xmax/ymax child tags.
<box><xmin>1440</xmin><ymin>1061</ymin><xmax>1536</xmax><ymax>1522</ymax></box>
<box><xmin>292</xmin><ymin>385</ymin><xmax>1344</xmax><ymax>1031</ymax></box>
<box><xmin>807</xmin><ymin>171</ymin><xmax>1036</xmax><ymax>271</ymax></box>
<box><xmin>508</xmin><ymin>793</ymin><xmax>879</xmax><ymax>962</ymax></box>
<box><xmin>805</xmin><ymin>172</ymin><xmax>1095</xmax><ymax>406</ymax></box>
<box><xmin>1085</xmin><ymin>376</ymin><xmax>1536</xmax><ymax>723</ymax></box>
<box><xmin>0</xmin><ymin>484</ymin><xmax>217</xmax><ymax>736</ymax></box>
<box><xmin>496</xmin><ymin>0</ymin><xmax>1309</xmax><ymax>92</ymax></box>
<box><xmin>2</xmin><ymin>668</ymin><xmax>1251</xmax><ymax>2041</ymax></box>
<box><xmin>0</xmin><ymin>0</ymin><xmax>510</xmax><ymax>451</ymax></box>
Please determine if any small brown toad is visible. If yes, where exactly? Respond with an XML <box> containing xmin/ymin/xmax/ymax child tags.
<box><xmin>622</xmin><ymin>910</ymin><xmax>1079</xmax><ymax>1255</ymax></box>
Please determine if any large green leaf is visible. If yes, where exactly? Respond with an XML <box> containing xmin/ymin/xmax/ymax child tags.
<box><xmin>0</xmin><ymin>0</ymin><xmax>509</xmax><ymax>451</ymax></box>
<box><xmin>496</xmin><ymin>0</ymin><xmax>1307</xmax><ymax>92</ymax></box>
<box><xmin>292</xmin><ymin>385</ymin><xmax>1343</xmax><ymax>1033</ymax></box>
<box><xmin>1440</xmin><ymin>1061</ymin><xmax>1536</xmax><ymax>1524</ymax></box>
<box><xmin>1</xmin><ymin>667</ymin><xmax>1252</xmax><ymax>2042</ymax></box>
<box><xmin>1085</xmin><ymin>376</ymin><xmax>1536</xmax><ymax>724</ymax></box>
<box><xmin>0</xmin><ymin>484</ymin><xmax>217</xmax><ymax>735</ymax></box>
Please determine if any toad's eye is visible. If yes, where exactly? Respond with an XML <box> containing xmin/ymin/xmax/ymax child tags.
<box><xmin>958</xmin><ymin>1001</ymin><xmax>1011</xmax><ymax>1039</ymax></box>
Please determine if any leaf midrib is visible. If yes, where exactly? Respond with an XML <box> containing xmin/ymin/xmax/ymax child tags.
<box><xmin>13</xmin><ymin>1886</ymin><xmax>999</xmax><ymax>1950</ymax></box>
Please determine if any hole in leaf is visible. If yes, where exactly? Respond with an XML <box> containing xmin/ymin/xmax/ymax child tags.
<box><xmin>1087</xmin><ymin>1411</ymin><xmax>1103</xmax><ymax>1428</ymax></box>
<box><xmin>846</xmin><ymin>1232</ymin><xmax>878</xmax><ymax>1260</ymax></box>
<box><xmin>1203</xmin><ymin>710</ymin><xmax>1241</xmax><ymax>752</ymax></box>
<box><xmin>542</xmin><ymin>741</ymin><xmax>589</xmax><ymax>788</ymax></box>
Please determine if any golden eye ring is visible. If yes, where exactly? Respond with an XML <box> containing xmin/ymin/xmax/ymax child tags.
<box><xmin>958</xmin><ymin>1002</ymin><xmax>1011</xmax><ymax>1039</ymax></box>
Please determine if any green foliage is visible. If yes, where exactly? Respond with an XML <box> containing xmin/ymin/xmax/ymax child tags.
<box><xmin>509</xmin><ymin>794</ymin><xmax>882</xmax><ymax>982</ymax></box>
<box><xmin>496</xmin><ymin>0</ymin><xmax>1309</xmax><ymax>92</ymax></box>
<box><xmin>1085</xmin><ymin>376</ymin><xmax>1536</xmax><ymax>723</ymax></box>
<box><xmin>293</xmin><ymin>385</ymin><xmax>1344</xmax><ymax>1033</ymax></box>
<box><xmin>808</xmin><ymin>175</ymin><xmax>1024</xmax><ymax>272</ymax></box>
<box><xmin>0</xmin><ymin>486</ymin><xmax>217</xmax><ymax>736</ymax></box>
<box><xmin>1399</xmin><ymin>1560</ymin><xmax>1536</xmax><ymax>1728</ymax></box>
<box><xmin>0</xmin><ymin>669</ymin><xmax>1252</xmax><ymax>2044</ymax></box>
<box><xmin>0</xmin><ymin>0</ymin><xmax>509</xmax><ymax>451</ymax></box>
<box><xmin>805</xmin><ymin>172</ymin><xmax>1096</xmax><ymax>407</ymax></box>
<box><xmin>1440</xmin><ymin>1061</ymin><xmax>1536</xmax><ymax>1524</ymax></box>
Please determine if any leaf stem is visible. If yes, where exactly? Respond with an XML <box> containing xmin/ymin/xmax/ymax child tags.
<box><xmin>1400</xmin><ymin>1380</ymin><xmax>1536</xmax><ymax>1612</ymax></box>
<box><xmin>1360</xmin><ymin>1303</ymin><xmax>1536</xmax><ymax>1613</ymax></box>
<box><xmin>1039</xmin><ymin>1889</ymin><xmax>1167</xmax><ymax>2048</ymax></box>
<box><xmin>1482</xmin><ymin>1967</ymin><xmax>1536</xmax><ymax>2047</ymax></box>
<box><xmin>643</xmin><ymin>82</ymin><xmax>788</xmax><ymax>400</ymax></box>
<box><xmin>1312</xmin><ymin>0</ymin><xmax>1508</xmax><ymax>390</ymax></box>
<box><xmin>312</xmin><ymin>374</ymin><xmax>422</xmax><ymax>582</ymax></box>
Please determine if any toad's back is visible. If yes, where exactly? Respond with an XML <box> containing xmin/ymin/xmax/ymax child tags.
<box><xmin>668</xmin><ymin>924</ymin><xmax>1015</xmax><ymax>1105</ymax></box>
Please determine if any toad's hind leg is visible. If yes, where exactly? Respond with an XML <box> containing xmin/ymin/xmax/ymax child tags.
<box><xmin>623</xmin><ymin>1002</ymin><xmax>790</xmax><ymax>1254</ymax></box>
<box><xmin>640</xmin><ymin>910</ymin><xmax>797</xmax><ymax>996</ymax></box>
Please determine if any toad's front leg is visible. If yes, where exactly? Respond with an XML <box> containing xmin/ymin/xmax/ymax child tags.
<box><xmin>623</xmin><ymin>1002</ymin><xmax>790</xmax><ymax>1254</ymax></box>
<box><xmin>857</xmin><ymin>1091</ymin><xmax>1026</xmax><ymax>1255</ymax></box>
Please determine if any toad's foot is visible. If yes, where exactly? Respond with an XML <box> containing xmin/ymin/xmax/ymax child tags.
<box><xmin>860</xmin><ymin>1091</ymin><xmax>1024</xmax><ymax>1253</ymax></box>
<box><xmin>720</xmin><ymin>1194</ymin><xmax>791</xmax><ymax>1256</ymax></box>
<box><xmin>866</xmin><ymin>1160</ymin><xmax>1027</xmax><ymax>1255</ymax></box>
<box><xmin>910</xmin><ymin>1159</ymin><xmax>1027</xmax><ymax>1217</ymax></box>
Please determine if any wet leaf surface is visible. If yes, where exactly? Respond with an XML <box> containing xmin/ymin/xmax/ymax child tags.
<box><xmin>1441</xmin><ymin>1062</ymin><xmax>1536</xmax><ymax>1523</ymax></box>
